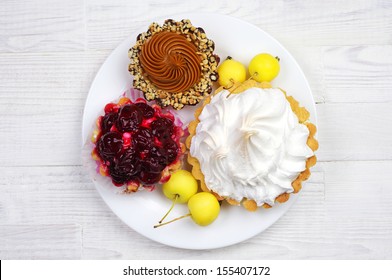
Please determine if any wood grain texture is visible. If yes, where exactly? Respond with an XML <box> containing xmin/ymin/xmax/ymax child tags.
<box><xmin>323</xmin><ymin>45</ymin><xmax>392</xmax><ymax>103</ymax></box>
<box><xmin>0</xmin><ymin>0</ymin><xmax>85</xmax><ymax>52</ymax></box>
<box><xmin>316</xmin><ymin>103</ymin><xmax>392</xmax><ymax>161</ymax></box>
<box><xmin>286</xmin><ymin>46</ymin><xmax>325</xmax><ymax>103</ymax></box>
<box><xmin>0</xmin><ymin>224</ymin><xmax>82</xmax><ymax>259</ymax></box>
<box><xmin>0</xmin><ymin>52</ymin><xmax>108</xmax><ymax>99</ymax></box>
<box><xmin>0</xmin><ymin>52</ymin><xmax>108</xmax><ymax>166</ymax></box>
<box><xmin>0</xmin><ymin>100</ymin><xmax>84</xmax><ymax>166</ymax></box>
<box><xmin>248</xmin><ymin>0</ymin><xmax>392</xmax><ymax>47</ymax></box>
<box><xmin>86</xmin><ymin>0</ymin><xmax>392</xmax><ymax>50</ymax></box>
<box><xmin>1</xmin><ymin>0</ymin><xmax>392</xmax><ymax>259</ymax></box>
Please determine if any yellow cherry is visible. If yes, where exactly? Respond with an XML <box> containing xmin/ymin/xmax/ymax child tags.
<box><xmin>217</xmin><ymin>56</ymin><xmax>247</xmax><ymax>87</ymax></box>
<box><xmin>158</xmin><ymin>170</ymin><xmax>198</xmax><ymax>224</ymax></box>
<box><xmin>162</xmin><ymin>170</ymin><xmax>198</xmax><ymax>204</ymax></box>
<box><xmin>248</xmin><ymin>53</ymin><xmax>280</xmax><ymax>82</ymax></box>
<box><xmin>187</xmin><ymin>192</ymin><xmax>220</xmax><ymax>226</ymax></box>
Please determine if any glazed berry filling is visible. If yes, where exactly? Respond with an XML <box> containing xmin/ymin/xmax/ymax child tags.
<box><xmin>96</xmin><ymin>131</ymin><xmax>123</xmax><ymax>162</ymax></box>
<box><xmin>94</xmin><ymin>99</ymin><xmax>182</xmax><ymax>186</ymax></box>
<box><xmin>132</xmin><ymin>127</ymin><xmax>154</xmax><ymax>152</ymax></box>
<box><xmin>139</xmin><ymin>170</ymin><xmax>162</xmax><ymax>185</ymax></box>
<box><xmin>163</xmin><ymin>139</ymin><xmax>179</xmax><ymax>163</ymax></box>
<box><xmin>116</xmin><ymin>104</ymin><xmax>143</xmax><ymax>132</ymax></box>
<box><xmin>100</xmin><ymin>112</ymin><xmax>117</xmax><ymax>134</ymax></box>
<box><xmin>110</xmin><ymin>148</ymin><xmax>140</xmax><ymax>185</ymax></box>
<box><xmin>135</xmin><ymin>102</ymin><xmax>155</xmax><ymax>119</ymax></box>
<box><xmin>151</xmin><ymin>117</ymin><xmax>174</xmax><ymax>142</ymax></box>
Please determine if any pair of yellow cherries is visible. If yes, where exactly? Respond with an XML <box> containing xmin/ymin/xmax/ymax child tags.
<box><xmin>154</xmin><ymin>170</ymin><xmax>220</xmax><ymax>228</ymax></box>
<box><xmin>217</xmin><ymin>53</ymin><xmax>280</xmax><ymax>88</ymax></box>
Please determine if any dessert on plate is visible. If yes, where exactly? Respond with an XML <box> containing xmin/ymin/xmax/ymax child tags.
<box><xmin>186</xmin><ymin>80</ymin><xmax>318</xmax><ymax>211</ymax></box>
<box><xmin>91</xmin><ymin>93</ymin><xmax>184</xmax><ymax>192</ymax></box>
<box><xmin>128</xmin><ymin>19</ymin><xmax>219</xmax><ymax>110</ymax></box>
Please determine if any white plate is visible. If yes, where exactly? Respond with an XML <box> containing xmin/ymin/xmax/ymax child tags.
<box><xmin>82</xmin><ymin>13</ymin><xmax>316</xmax><ymax>250</ymax></box>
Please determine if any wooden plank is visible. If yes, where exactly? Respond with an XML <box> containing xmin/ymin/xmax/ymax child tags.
<box><xmin>0</xmin><ymin>100</ymin><xmax>84</xmax><ymax>166</ymax></box>
<box><xmin>86</xmin><ymin>0</ymin><xmax>179</xmax><ymax>50</ymax></box>
<box><xmin>324</xmin><ymin>161</ymin><xmax>392</xmax><ymax>219</ymax></box>
<box><xmin>0</xmin><ymin>224</ymin><xmax>82</xmax><ymax>259</ymax></box>
<box><xmin>86</xmin><ymin>0</ymin><xmax>392</xmax><ymax>50</ymax></box>
<box><xmin>323</xmin><ymin>45</ymin><xmax>392</xmax><ymax>103</ymax></box>
<box><xmin>286</xmin><ymin>46</ymin><xmax>325</xmax><ymax>103</ymax></box>
<box><xmin>0</xmin><ymin>52</ymin><xmax>107</xmax><ymax>167</ymax></box>
<box><xmin>316</xmin><ymin>103</ymin><xmax>392</xmax><ymax>161</ymax></box>
<box><xmin>0</xmin><ymin>166</ymin><xmax>115</xmax><ymax>225</ymax></box>
<box><xmin>0</xmin><ymin>0</ymin><xmax>85</xmax><ymax>52</ymax></box>
<box><xmin>321</xmin><ymin>161</ymin><xmax>392</xmax><ymax>259</ymax></box>
<box><xmin>247</xmin><ymin>0</ymin><xmax>392</xmax><ymax>47</ymax></box>
<box><xmin>0</xmin><ymin>52</ymin><xmax>108</xmax><ymax>99</ymax></box>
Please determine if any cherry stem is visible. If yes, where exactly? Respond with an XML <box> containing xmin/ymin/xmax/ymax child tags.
<box><xmin>158</xmin><ymin>194</ymin><xmax>178</xmax><ymax>224</ymax></box>
<box><xmin>154</xmin><ymin>213</ymin><xmax>192</xmax><ymax>228</ymax></box>
<box><xmin>226</xmin><ymin>73</ymin><xmax>258</xmax><ymax>99</ymax></box>
<box><xmin>223</xmin><ymin>78</ymin><xmax>235</xmax><ymax>90</ymax></box>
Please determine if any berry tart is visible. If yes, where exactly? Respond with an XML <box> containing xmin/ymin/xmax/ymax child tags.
<box><xmin>128</xmin><ymin>19</ymin><xmax>220</xmax><ymax>110</ymax></box>
<box><xmin>186</xmin><ymin>80</ymin><xmax>319</xmax><ymax>211</ymax></box>
<box><xmin>90</xmin><ymin>93</ymin><xmax>185</xmax><ymax>193</ymax></box>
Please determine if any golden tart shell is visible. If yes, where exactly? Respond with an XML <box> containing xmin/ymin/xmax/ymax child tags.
<box><xmin>186</xmin><ymin>79</ymin><xmax>319</xmax><ymax>211</ymax></box>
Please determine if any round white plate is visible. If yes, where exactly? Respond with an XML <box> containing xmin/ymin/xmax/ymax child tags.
<box><xmin>82</xmin><ymin>13</ymin><xmax>316</xmax><ymax>250</ymax></box>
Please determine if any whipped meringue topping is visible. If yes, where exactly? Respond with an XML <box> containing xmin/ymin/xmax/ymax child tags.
<box><xmin>190</xmin><ymin>87</ymin><xmax>314</xmax><ymax>206</ymax></box>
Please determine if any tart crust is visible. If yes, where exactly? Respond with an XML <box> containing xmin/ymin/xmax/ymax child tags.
<box><xmin>186</xmin><ymin>79</ymin><xmax>319</xmax><ymax>211</ymax></box>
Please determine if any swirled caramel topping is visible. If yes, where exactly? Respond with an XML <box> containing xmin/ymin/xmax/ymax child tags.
<box><xmin>129</xmin><ymin>19</ymin><xmax>219</xmax><ymax>109</ymax></box>
<box><xmin>139</xmin><ymin>31</ymin><xmax>201</xmax><ymax>93</ymax></box>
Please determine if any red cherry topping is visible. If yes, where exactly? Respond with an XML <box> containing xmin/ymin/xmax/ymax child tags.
<box><xmin>163</xmin><ymin>139</ymin><xmax>179</xmax><ymax>164</ymax></box>
<box><xmin>116</xmin><ymin>104</ymin><xmax>142</xmax><ymax>132</ymax></box>
<box><xmin>139</xmin><ymin>170</ymin><xmax>162</xmax><ymax>185</ymax></box>
<box><xmin>93</xmin><ymin>99</ymin><xmax>183</xmax><ymax>187</ymax></box>
<box><xmin>110</xmin><ymin>148</ymin><xmax>140</xmax><ymax>184</ymax></box>
<box><xmin>135</xmin><ymin>102</ymin><xmax>155</xmax><ymax>119</ymax></box>
<box><xmin>151</xmin><ymin>117</ymin><xmax>174</xmax><ymax>142</ymax></box>
<box><xmin>132</xmin><ymin>127</ymin><xmax>154</xmax><ymax>153</ymax></box>
<box><xmin>101</xmin><ymin>112</ymin><xmax>117</xmax><ymax>133</ymax></box>
<box><xmin>96</xmin><ymin>131</ymin><xmax>123</xmax><ymax>162</ymax></box>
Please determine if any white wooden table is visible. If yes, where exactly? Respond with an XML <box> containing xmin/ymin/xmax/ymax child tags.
<box><xmin>1</xmin><ymin>0</ymin><xmax>392</xmax><ymax>259</ymax></box>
